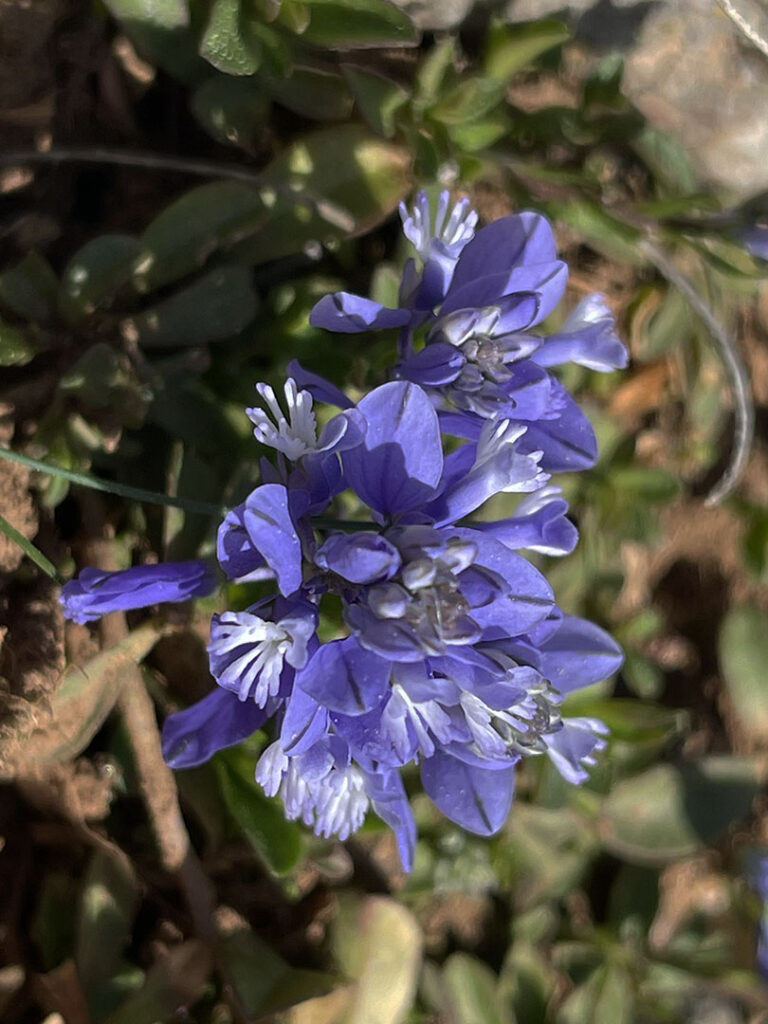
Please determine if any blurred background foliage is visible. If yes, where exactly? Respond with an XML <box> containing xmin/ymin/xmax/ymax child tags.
<box><xmin>1</xmin><ymin>0</ymin><xmax>768</xmax><ymax>1021</ymax></box>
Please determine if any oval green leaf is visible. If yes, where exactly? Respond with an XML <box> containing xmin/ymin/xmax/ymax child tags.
<box><xmin>718</xmin><ymin>604</ymin><xmax>768</xmax><ymax>739</ymax></box>
<box><xmin>0</xmin><ymin>252</ymin><xmax>59</xmax><ymax>323</ymax></box>
<box><xmin>341</xmin><ymin>64</ymin><xmax>410</xmax><ymax>138</ymax></box>
<box><xmin>127</xmin><ymin>265</ymin><xmax>258</xmax><ymax>347</ymax></box>
<box><xmin>200</xmin><ymin>0</ymin><xmax>261</xmax><ymax>75</ymax></box>
<box><xmin>600</xmin><ymin>757</ymin><xmax>764</xmax><ymax>865</ymax></box>
<box><xmin>60</xmin><ymin>235</ymin><xmax>144</xmax><ymax>322</ymax></box>
<box><xmin>103</xmin><ymin>0</ymin><xmax>188</xmax><ymax>29</ymax></box>
<box><xmin>333</xmin><ymin>896</ymin><xmax>422</xmax><ymax>1024</ymax></box>
<box><xmin>215</xmin><ymin>749</ymin><xmax>303</xmax><ymax>874</ymax></box>
<box><xmin>442</xmin><ymin>953</ymin><xmax>512</xmax><ymax>1024</ymax></box>
<box><xmin>267</xmin><ymin>65</ymin><xmax>354</xmax><ymax>121</ymax></box>
<box><xmin>484</xmin><ymin>18</ymin><xmax>569</xmax><ymax>82</ymax></box>
<box><xmin>299</xmin><ymin>0</ymin><xmax>417</xmax><ymax>49</ymax></box>
<box><xmin>135</xmin><ymin>181</ymin><xmax>268</xmax><ymax>291</ymax></box>
<box><xmin>233</xmin><ymin>124</ymin><xmax>412</xmax><ymax>263</ymax></box>
<box><xmin>0</xmin><ymin>318</ymin><xmax>35</xmax><ymax>367</ymax></box>
<box><xmin>190</xmin><ymin>75</ymin><xmax>270</xmax><ymax>147</ymax></box>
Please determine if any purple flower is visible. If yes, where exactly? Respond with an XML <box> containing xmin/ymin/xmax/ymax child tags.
<box><xmin>208</xmin><ymin>596</ymin><xmax>318</xmax><ymax>706</ymax></box>
<box><xmin>737</xmin><ymin>225</ymin><xmax>768</xmax><ymax>262</ymax></box>
<box><xmin>310</xmin><ymin>197</ymin><xmax>566</xmax><ymax>339</ymax></box>
<box><xmin>59</xmin><ymin>188</ymin><xmax>628</xmax><ymax>872</ymax></box>
<box><xmin>162</xmin><ymin>687</ymin><xmax>274</xmax><ymax>769</ymax></box>
<box><xmin>60</xmin><ymin>560</ymin><xmax>217</xmax><ymax>624</ymax></box>
<box><xmin>472</xmin><ymin>485</ymin><xmax>578</xmax><ymax>556</ymax></box>
<box><xmin>532</xmin><ymin>293</ymin><xmax>628</xmax><ymax>372</ymax></box>
<box><xmin>399</xmin><ymin>189</ymin><xmax>478</xmax><ymax>308</ymax></box>
<box><xmin>746</xmin><ymin>850</ymin><xmax>768</xmax><ymax>981</ymax></box>
<box><xmin>306</xmin><ymin>192</ymin><xmax>627</xmax><ymax>475</ymax></box>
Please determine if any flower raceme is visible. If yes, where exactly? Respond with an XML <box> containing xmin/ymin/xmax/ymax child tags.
<box><xmin>59</xmin><ymin>191</ymin><xmax>626</xmax><ymax>871</ymax></box>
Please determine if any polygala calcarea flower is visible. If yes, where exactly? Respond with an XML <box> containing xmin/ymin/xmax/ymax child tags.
<box><xmin>60</xmin><ymin>190</ymin><xmax>626</xmax><ymax>870</ymax></box>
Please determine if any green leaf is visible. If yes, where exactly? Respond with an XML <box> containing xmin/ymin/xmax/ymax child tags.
<box><xmin>333</xmin><ymin>896</ymin><xmax>422</xmax><ymax>1024</ymax></box>
<box><xmin>217</xmin><ymin>924</ymin><xmax>290</xmax><ymax>1016</ymax></box>
<box><xmin>504</xmin><ymin>803</ymin><xmax>599</xmax><ymax>908</ymax></box>
<box><xmin>31</xmin><ymin>873</ymin><xmax>79</xmax><ymax>969</ymax></box>
<box><xmin>14</xmin><ymin>622</ymin><xmax>161</xmax><ymax>768</ymax></box>
<box><xmin>190</xmin><ymin>75</ymin><xmax>270</xmax><ymax>147</ymax></box>
<box><xmin>256</xmin><ymin>969</ymin><xmax>342</xmax><ymax>1016</ymax></box>
<box><xmin>134</xmin><ymin>181</ymin><xmax>267</xmax><ymax>291</ymax></box>
<box><xmin>0</xmin><ymin>251</ymin><xmax>59</xmax><ymax>322</ymax></box>
<box><xmin>174</xmin><ymin>762</ymin><xmax>229</xmax><ymax>848</ymax></box>
<box><xmin>102</xmin><ymin>0</ymin><xmax>188</xmax><ymax>29</ymax></box>
<box><xmin>428</xmin><ymin>76</ymin><xmax>504</xmax><ymax>126</ymax></box>
<box><xmin>59</xmin><ymin>343</ymin><xmax>147</xmax><ymax>429</ymax></box>
<box><xmin>697</xmin><ymin>235</ymin><xmax>767</xmax><ymax>283</ymax></box>
<box><xmin>299</xmin><ymin>0</ymin><xmax>418</xmax><ymax>49</ymax></box>
<box><xmin>0</xmin><ymin>318</ymin><xmax>34</xmax><ymax>366</ymax></box>
<box><xmin>232</xmin><ymin>124</ymin><xmax>412</xmax><ymax>263</ymax></box>
<box><xmin>741</xmin><ymin>503</ymin><xmax>768</xmax><ymax>576</ymax></box>
<box><xmin>718</xmin><ymin>604</ymin><xmax>768</xmax><ymax>740</ymax></box>
<box><xmin>251</xmin><ymin>0</ymin><xmax>281</xmax><ymax>19</ymax></box>
<box><xmin>341</xmin><ymin>64</ymin><xmax>410</xmax><ymax>138</ymax></box>
<box><xmin>557</xmin><ymin>964</ymin><xmax>634</xmax><ymax>1024</ymax></box>
<box><xmin>442</xmin><ymin>953</ymin><xmax>512</xmax><ymax>1024</ymax></box>
<box><xmin>606</xmin><ymin>864</ymin><xmax>659</xmax><ymax>935</ymax></box>
<box><xmin>632</xmin><ymin>124</ymin><xmax>700</xmax><ymax>194</ymax></box>
<box><xmin>200</xmin><ymin>0</ymin><xmax>261</xmax><ymax>75</ymax></box>
<box><xmin>268</xmin><ymin>65</ymin><xmax>354</xmax><ymax>121</ymax></box>
<box><xmin>500</xmin><ymin>941</ymin><xmax>556</xmax><ymax>1024</ymax></box>
<box><xmin>413</xmin><ymin>35</ymin><xmax>456</xmax><ymax>113</ymax></box>
<box><xmin>215</xmin><ymin>748</ymin><xmax>303</xmax><ymax>874</ymax></box>
<box><xmin>127</xmin><ymin>265</ymin><xmax>258</xmax><ymax>347</ymax></box>
<box><xmin>76</xmin><ymin>848</ymin><xmax>139</xmax><ymax>1020</ymax></box>
<box><xmin>245</xmin><ymin>18</ymin><xmax>293</xmax><ymax>77</ymax></box>
<box><xmin>580</xmin><ymin>53</ymin><xmax>622</xmax><ymax>104</ymax></box>
<box><xmin>448</xmin><ymin>110</ymin><xmax>511</xmax><ymax>152</ymax></box>
<box><xmin>599</xmin><ymin>758</ymin><xmax>764</xmax><ymax>864</ymax></box>
<box><xmin>0</xmin><ymin>511</ymin><xmax>60</xmax><ymax>582</ymax></box>
<box><xmin>484</xmin><ymin>17</ymin><xmax>569</xmax><ymax>82</ymax></box>
<box><xmin>148</xmin><ymin>378</ymin><xmax>244</xmax><ymax>453</ymax></box>
<box><xmin>547</xmin><ymin>200</ymin><xmax>646</xmax><ymax>265</ymax></box>
<box><xmin>0</xmin><ymin>446</ymin><xmax>222</xmax><ymax>517</ymax></box>
<box><xmin>608</xmin><ymin>466</ymin><xmax>680</xmax><ymax>503</ymax></box>
<box><xmin>277</xmin><ymin>0</ymin><xmax>311</xmax><ymax>33</ymax></box>
<box><xmin>369</xmin><ymin>263</ymin><xmax>401</xmax><ymax>309</ymax></box>
<box><xmin>102</xmin><ymin>941</ymin><xmax>212</xmax><ymax>1024</ymax></box>
<box><xmin>59</xmin><ymin>235</ymin><xmax>144</xmax><ymax>321</ymax></box>
<box><xmin>106</xmin><ymin>12</ymin><xmax>204</xmax><ymax>84</ymax></box>
<box><xmin>628</xmin><ymin>283</ymin><xmax>690</xmax><ymax>359</ymax></box>
<box><xmin>568</xmin><ymin>698</ymin><xmax>683</xmax><ymax>744</ymax></box>
<box><xmin>567</xmin><ymin>697</ymin><xmax>684</xmax><ymax>771</ymax></box>
<box><xmin>621</xmin><ymin>649</ymin><xmax>664</xmax><ymax>700</ymax></box>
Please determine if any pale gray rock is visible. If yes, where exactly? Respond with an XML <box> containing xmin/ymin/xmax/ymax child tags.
<box><xmin>623</xmin><ymin>0</ymin><xmax>768</xmax><ymax>199</ymax></box>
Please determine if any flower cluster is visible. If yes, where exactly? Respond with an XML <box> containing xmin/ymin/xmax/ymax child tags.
<box><xmin>60</xmin><ymin>191</ymin><xmax>627</xmax><ymax>871</ymax></box>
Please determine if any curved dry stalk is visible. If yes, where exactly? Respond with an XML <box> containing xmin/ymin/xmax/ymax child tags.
<box><xmin>639</xmin><ymin>237</ymin><xmax>754</xmax><ymax>505</ymax></box>
<box><xmin>0</xmin><ymin>145</ymin><xmax>355</xmax><ymax>231</ymax></box>
<box><xmin>716</xmin><ymin>0</ymin><xmax>768</xmax><ymax>61</ymax></box>
<box><xmin>0</xmin><ymin>146</ymin><xmax>264</xmax><ymax>183</ymax></box>
<box><xmin>78</xmin><ymin>518</ymin><xmax>249</xmax><ymax>1024</ymax></box>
